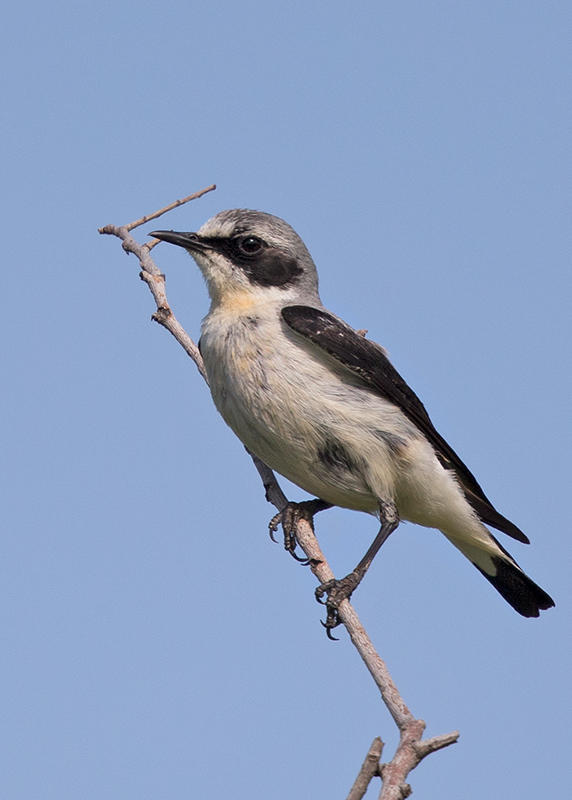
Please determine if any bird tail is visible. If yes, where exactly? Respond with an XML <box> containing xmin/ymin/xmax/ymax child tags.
<box><xmin>445</xmin><ymin>529</ymin><xmax>554</xmax><ymax>617</ymax></box>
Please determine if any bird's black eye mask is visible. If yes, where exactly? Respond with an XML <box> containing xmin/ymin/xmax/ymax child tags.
<box><xmin>201</xmin><ymin>234</ymin><xmax>304</xmax><ymax>288</ymax></box>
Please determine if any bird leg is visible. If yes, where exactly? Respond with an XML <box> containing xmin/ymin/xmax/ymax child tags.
<box><xmin>269</xmin><ymin>499</ymin><xmax>333</xmax><ymax>562</ymax></box>
<box><xmin>315</xmin><ymin>500</ymin><xmax>400</xmax><ymax>637</ymax></box>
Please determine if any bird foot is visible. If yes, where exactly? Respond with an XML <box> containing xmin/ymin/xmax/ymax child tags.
<box><xmin>315</xmin><ymin>571</ymin><xmax>361</xmax><ymax>639</ymax></box>
<box><xmin>268</xmin><ymin>499</ymin><xmax>331</xmax><ymax>563</ymax></box>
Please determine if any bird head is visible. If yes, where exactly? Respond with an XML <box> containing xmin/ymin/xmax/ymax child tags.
<box><xmin>151</xmin><ymin>209</ymin><xmax>321</xmax><ymax>308</ymax></box>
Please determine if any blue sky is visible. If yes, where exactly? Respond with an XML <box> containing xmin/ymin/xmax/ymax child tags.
<box><xmin>1</xmin><ymin>2</ymin><xmax>570</xmax><ymax>798</ymax></box>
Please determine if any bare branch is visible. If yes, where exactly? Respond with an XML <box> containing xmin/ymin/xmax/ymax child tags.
<box><xmin>290</xmin><ymin>514</ymin><xmax>458</xmax><ymax>797</ymax></box>
<box><xmin>414</xmin><ymin>730</ymin><xmax>461</xmax><ymax>759</ymax></box>
<box><xmin>100</xmin><ymin>191</ymin><xmax>459</xmax><ymax>799</ymax></box>
<box><xmin>98</xmin><ymin>184</ymin><xmax>216</xmax><ymax>235</ymax></box>
<box><xmin>99</xmin><ymin>198</ymin><xmax>211</xmax><ymax>381</ymax></box>
<box><xmin>346</xmin><ymin>738</ymin><xmax>383</xmax><ymax>800</ymax></box>
<box><xmin>292</xmin><ymin>517</ymin><xmax>415</xmax><ymax>729</ymax></box>
<box><xmin>249</xmin><ymin>452</ymin><xmax>289</xmax><ymax>510</ymax></box>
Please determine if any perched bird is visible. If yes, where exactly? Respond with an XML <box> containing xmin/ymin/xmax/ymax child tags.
<box><xmin>150</xmin><ymin>210</ymin><xmax>554</xmax><ymax>630</ymax></box>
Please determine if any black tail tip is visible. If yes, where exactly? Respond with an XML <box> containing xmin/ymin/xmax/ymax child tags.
<box><xmin>477</xmin><ymin>558</ymin><xmax>555</xmax><ymax>617</ymax></box>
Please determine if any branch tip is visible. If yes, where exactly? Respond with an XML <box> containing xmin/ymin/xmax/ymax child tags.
<box><xmin>125</xmin><ymin>184</ymin><xmax>217</xmax><ymax>231</ymax></box>
<box><xmin>414</xmin><ymin>730</ymin><xmax>459</xmax><ymax>758</ymax></box>
<box><xmin>345</xmin><ymin>737</ymin><xmax>384</xmax><ymax>800</ymax></box>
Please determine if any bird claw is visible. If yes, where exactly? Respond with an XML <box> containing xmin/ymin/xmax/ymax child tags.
<box><xmin>268</xmin><ymin>499</ymin><xmax>330</xmax><ymax>563</ymax></box>
<box><xmin>315</xmin><ymin>572</ymin><xmax>360</xmax><ymax>637</ymax></box>
<box><xmin>268</xmin><ymin>504</ymin><xmax>307</xmax><ymax>562</ymax></box>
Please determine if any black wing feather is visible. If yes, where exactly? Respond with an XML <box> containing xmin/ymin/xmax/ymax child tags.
<box><xmin>281</xmin><ymin>305</ymin><xmax>528</xmax><ymax>544</ymax></box>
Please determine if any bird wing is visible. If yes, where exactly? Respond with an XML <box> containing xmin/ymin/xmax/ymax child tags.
<box><xmin>281</xmin><ymin>304</ymin><xmax>528</xmax><ymax>543</ymax></box>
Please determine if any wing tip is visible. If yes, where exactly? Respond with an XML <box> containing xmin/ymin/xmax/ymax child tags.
<box><xmin>466</xmin><ymin>494</ymin><xmax>531</xmax><ymax>544</ymax></box>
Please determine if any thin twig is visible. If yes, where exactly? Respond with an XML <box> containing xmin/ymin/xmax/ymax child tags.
<box><xmin>98</xmin><ymin>184</ymin><xmax>216</xmax><ymax>235</ymax></box>
<box><xmin>100</xmin><ymin>192</ymin><xmax>459</xmax><ymax>799</ymax></box>
<box><xmin>98</xmin><ymin>189</ymin><xmax>214</xmax><ymax>380</ymax></box>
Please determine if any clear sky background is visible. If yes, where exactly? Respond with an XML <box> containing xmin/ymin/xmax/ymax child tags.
<box><xmin>1</xmin><ymin>2</ymin><xmax>570</xmax><ymax>798</ymax></box>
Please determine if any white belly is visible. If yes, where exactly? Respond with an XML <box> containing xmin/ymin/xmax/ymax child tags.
<box><xmin>199</xmin><ymin>299</ymin><xmax>496</xmax><ymax>558</ymax></box>
<box><xmin>200</xmin><ymin>304</ymin><xmax>423</xmax><ymax>513</ymax></box>
<box><xmin>196</xmin><ymin>298</ymin><xmax>498</xmax><ymax>558</ymax></box>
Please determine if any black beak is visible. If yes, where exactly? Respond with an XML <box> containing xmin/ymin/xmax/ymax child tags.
<box><xmin>149</xmin><ymin>230</ymin><xmax>207</xmax><ymax>250</ymax></box>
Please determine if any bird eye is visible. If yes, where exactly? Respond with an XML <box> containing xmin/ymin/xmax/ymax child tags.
<box><xmin>237</xmin><ymin>235</ymin><xmax>264</xmax><ymax>255</ymax></box>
